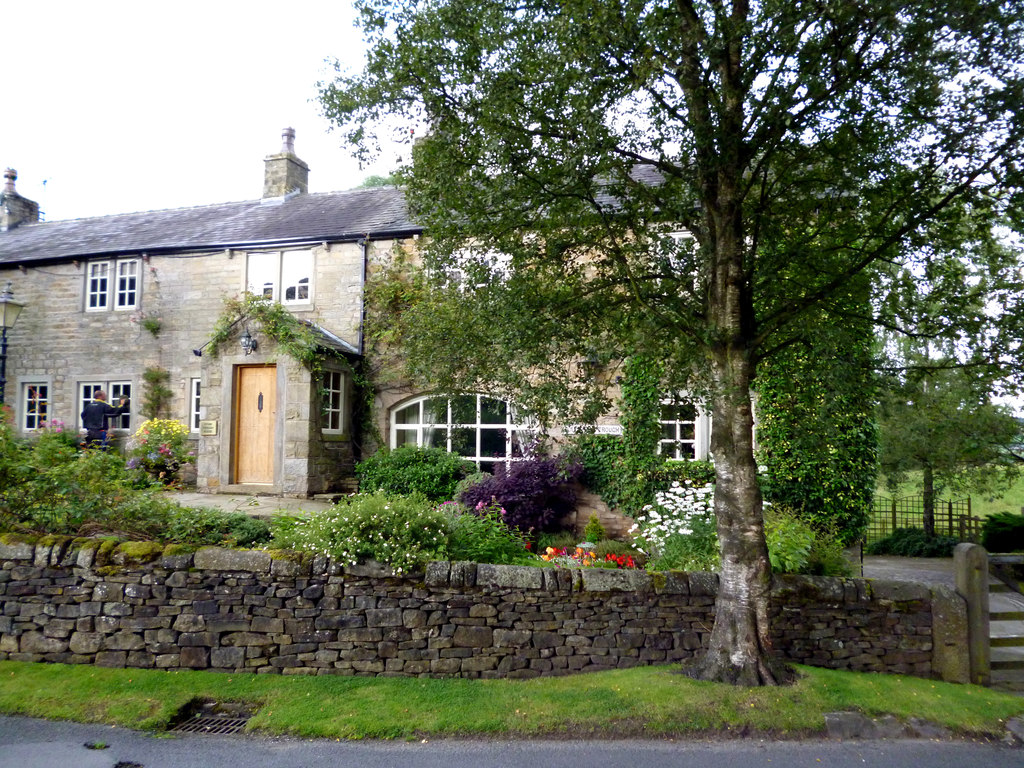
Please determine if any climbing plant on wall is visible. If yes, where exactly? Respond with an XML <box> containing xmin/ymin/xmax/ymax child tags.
<box><xmin>755</xmin><ymin>285</ymin><xmax>877</xmax><ymax>545</ymax></box>
<box><xmin>206</xmin><ymin>294</ymin><xmax>356</xmax><ymax>429</ymax></box>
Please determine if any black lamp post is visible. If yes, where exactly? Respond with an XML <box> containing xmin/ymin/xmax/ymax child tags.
<box><xmin>0</xmin><ymin>282</ymin><xmax>24</xmax><ymax>405</ymax></box>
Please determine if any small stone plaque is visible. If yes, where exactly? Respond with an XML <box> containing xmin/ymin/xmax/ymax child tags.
<box><xmin>199</xmin><ymin>420</ymin><xmax>218</xmax><ymax>436</ymax></box>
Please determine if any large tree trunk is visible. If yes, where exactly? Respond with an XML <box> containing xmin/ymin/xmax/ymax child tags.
<box><xmin>684</xmin><ymin>342</ymin><xmax>790</xmax><ymax>685</ymax></box>
<box><xmin>684</xmin><ymin>177</ymin><xmax>791</xmax><ymax>685</ymax></box>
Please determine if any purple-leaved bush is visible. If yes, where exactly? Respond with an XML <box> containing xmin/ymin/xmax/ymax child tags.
<box><xmin>458</xmin><ymin>457</ymin><xmax>582</xmax><ymax>533</ymax></box>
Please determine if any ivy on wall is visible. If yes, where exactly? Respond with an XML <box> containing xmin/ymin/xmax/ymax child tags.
<box><xmin>755</xmin><ymin>293</ymin><xmax>878</xmax><ymax>544</ymax></box>
<box><xmin>141</xmin><ymin>367</ymin><xmax>172</xmax><ymax>420</ymax></box>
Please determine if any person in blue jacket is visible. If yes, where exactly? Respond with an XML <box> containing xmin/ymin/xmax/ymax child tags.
<box><xmin>81</xmin><ymin>390</ymin><xmax>129</xmax><ymax>448</ymax></box>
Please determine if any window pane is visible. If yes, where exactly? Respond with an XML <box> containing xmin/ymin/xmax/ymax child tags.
<box><xmin>450</xmin><ymin>427</ymin><xmax>476</xmax><ymax>456</ymax></box>
<box><xmin>191</xmin><ymin>379</ymin><xmax>202</xmax><ymax>431</ymax></box>
<box><xmin>321</xmin><ymin>370</ymin><xmax>343</xmax><ymax>431</ymax></box>
<box><xmin>394</xmin><ymin>402</ymin><xmax>420</xmax><ymax>425</ymax></box>
<box><xmin>109</xmin><ymin>383</ymin><xmax>131</xmax><ymax>429</ymax></box>
<box><xmin>87</xmin><ymin>262</ymin><xmax>109</xmax><ymax>309</ymax></box>
<box><xmin>394</xmin><ymin>429</ymin><xmax>418</xmax><ymax>448</ymax></box>
<box><xmin>661</xmin><ymin>423</ymin><xmax>675</xmax><ymax>441</ymax></box>
<box><xmin>450</xmin><ymin>395</ymin><xmax>476</xmax><ymax>425</ymax></box>
<box><xmin>116</xmin><ymin>260</ymin><xmax>139</xmax><ymax>308</ymax></box>
<box><xmin>79</xmin><ymin>383</ymin><xmax>102</xmax><ymax>429</ymax></box>
<box><xmin>480</xmin><ymin>397</ymin><xmax>507</xmax><ymax>424</ymax></box>
<box><xmin>422</xmin><ymin>426</ymin><xmax>446</xmax><ymax>449</ymax></box>
<box><xmin>478</xmin><ymin>461</ymin><xmax>498</xmax><ymax>475</ymax></box>
<box><xmin>510</xmin><ymin>430</ymin><xmax>528</xmax><ymax>458</ymax></box>
<box><xmin>678</xmin><ymin>423</ymin><xmax>695</xmax><ymax>441</ymax></box>
<box><xmin>480</xmin><ymin>427</ymin><xmax>507</xmax><ymax>458</ymax></box>
<box><xmin>247</xmin><ymin>252</ymin><xmax>278</xmax><ymax>300</ymax></box>
<box><xmin>422</xmin><ymin>397</ymin><xmax>448</xmax><ymax>424</ymax></box>
<box><xmin>281</xmin><ymin>250</ymin><xmax>312</xmax><ymax>304</ymax></box>
<box><xmin>24</xmin><ymin>384</ymin><xmax>48</xmax><ymax>430</ymax></box>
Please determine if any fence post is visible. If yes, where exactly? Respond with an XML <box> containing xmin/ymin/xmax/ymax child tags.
<box><xmin>947</xmin><ymin>500</ymin><xmax>954</xmax><ymax>538</ymax></box>
<box><xmin>954</xmin><ymin>543</ymin><xmax>990</xmax><ymax>686</ymax></box>
<box><xmin>891</xmin><ymin>498</ymin><xmax>897</xmax><ymax>535</ymax></box>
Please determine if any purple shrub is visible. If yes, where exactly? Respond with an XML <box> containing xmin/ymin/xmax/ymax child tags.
<box><xmin>458</xmin><ymin>457</ymin><xmax>582</xmax><ymax>533</ymax></box>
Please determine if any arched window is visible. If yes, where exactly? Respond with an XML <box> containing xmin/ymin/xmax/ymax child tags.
<box><xmin>390</xmin><ymin>394</ymin><xmax>531</xmax><ymax>473</ymax></box>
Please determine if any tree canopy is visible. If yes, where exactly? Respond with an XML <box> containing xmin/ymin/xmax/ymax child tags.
<box><xmin>322</xmin><ymin>0</ymin><xmax>1024</xmax><ymax>685</ymax></box>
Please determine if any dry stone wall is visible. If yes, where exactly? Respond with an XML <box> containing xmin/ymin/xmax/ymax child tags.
<box><xmin>0</xmin><ymin>538</ymin><xmax>968</xmax><ymax>681</ymax></box>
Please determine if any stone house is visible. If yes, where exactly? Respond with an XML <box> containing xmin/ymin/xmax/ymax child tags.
<box><xmin>0</xmin><ymin>130</ymin><xmax>711</xmax><ymax>500</ymax></box>
<box><xmin>0</xmin><ymin>130</ymin><xmax>425</xmax><ymax>496</ymax></box>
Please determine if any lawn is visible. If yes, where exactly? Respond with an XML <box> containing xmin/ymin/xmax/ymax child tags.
<box><xmin>876</xmin><ymin>471</ymin><xmax>1024</xmax><ymax>520</ymax></box>
<box><xmin>0</xmin><ymin>661</ymin><xmax>1021</xmax><ymax>741</ymax></box>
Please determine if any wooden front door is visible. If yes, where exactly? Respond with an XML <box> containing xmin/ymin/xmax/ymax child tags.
<box><xmin>235</xmin><ymin>365</ymin><xmax>277</xmax><ymax>484</ymax></box>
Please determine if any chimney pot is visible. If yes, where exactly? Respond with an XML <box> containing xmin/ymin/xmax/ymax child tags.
<box><xmin>0</xmin><ymin>168</ymin><xmax>40</xmax><ymax>230</ymax></box>
<box><xmin>281</xmin><ymin>127</ymin><xmax>296</xmax><ymax>154</ymax></box>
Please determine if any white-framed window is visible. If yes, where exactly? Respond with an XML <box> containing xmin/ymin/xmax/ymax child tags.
<box><xmin>115</xmin><ymin>260</ymin><xmax>139</xmax><ymax>309</ymax></box>
<box><xmin>21</xmin><ymin>383</ymin><xmax>49</xmax><ymax>431</ymax></box>
<box><xmin>321</xmin><ymin>370</ymin><xmax>345</xmax><ymax>433</ymax></box>
<box><xmin>79</xmin><ymin>381</ymin><xmax>132</xmax><ymax>431</ymax></box>
<box><xmin>659</xmin><ymin>395</ymin><xmax>711</xmax><ymax>460</ymax></box>
<box><xmin>246</xmin><ymin>249</ymin><xmax>313</xmax><ymax>304</ymax></box>
<box><xmin>190</xmin><ymin>378</ymin><xmax>202</xmax><ymax>432</ymax></box>
<box><xmin>86</xmin><ymin>258</ymin><xmax>140</xmax><ymax>311</ymax></box>
<box><xmin>390</xmin><ymin>393</ymin><xmax>532</xmax><ymax>473</ymax></box>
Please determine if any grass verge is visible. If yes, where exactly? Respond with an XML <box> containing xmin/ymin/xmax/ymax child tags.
<box><xmin>0</xmin><ymin>661</ymin><xmax>1021</xmax><ymax>740</ymax></box>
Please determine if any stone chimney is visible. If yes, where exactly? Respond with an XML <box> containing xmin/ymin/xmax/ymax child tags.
<box><xmin>0</xmin><ymin>169</ymin><xmax>40</xmax><ymax>231</ymax></box>
<box><xmin>263</xmin><ymin>127</ymin><xmax>309</xmax><ymax>198</ymax></box>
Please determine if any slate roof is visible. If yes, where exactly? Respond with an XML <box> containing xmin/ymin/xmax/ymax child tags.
<box><xmin>0</xmin><ymin>186</ymin><xmax>420</xmax><ymax>265</ymax></box>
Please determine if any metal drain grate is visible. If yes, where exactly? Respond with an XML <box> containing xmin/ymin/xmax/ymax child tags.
<box><xmin>168</xmin><ymin>699</ymin><xmax>255</xmax><ymax>736</ymax></box>
<box><xmin>171</xmin><ymin>713</ymin><xmax>251</xmax><ymax>735</ymax></box>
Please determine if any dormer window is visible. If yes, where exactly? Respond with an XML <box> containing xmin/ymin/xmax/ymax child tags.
<box><xmin>246</xmin><ymin>249</ymin><xmax>313</xmax><ymax>304</ymax></box>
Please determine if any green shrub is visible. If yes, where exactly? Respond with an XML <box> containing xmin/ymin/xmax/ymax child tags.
<box><xmin>765</xmin><ymin>507</ymin><xmax>852</xmax><ymax>576</ymax></box>
<box><xmin>536</xmin><ymin>530</ymin><xmax>579</xmax><ymax>552</ymax></box>
<box><xmin>583</xmin><ymin>514</ymin><xmax>606</xmax><ymax>544</ymax></box>
<box><xmin>981</xmin><ymin>511</ymin><xmax>1024</xmax><ymax>552</ymax></box>
<box><xmin>645</xmin><ymin>521</ymin><xmax>720</xmax><ymax>572</ymax></box>
<box><xmin>765</xmin><ymin>508</ymin><xmax>814</xmax><ymax>574</ymax></box>
<box><xmin>443</xmin><ymin>501</ymin><xmax>534</xmax><ymax>565</ymax></box>
<box><xmin>865</xmin><ymin>528</ymin><xmax>958</xmax><ymax>557</ymax></box>
<box><xmin>165</xmin><ymin>507</ymin><xmax>272</xmax><ymax>548</ymax></box>
<box><xmin>356</xmin><ymin>446</ymin><xmax>476</xmax><ymax>502</ymax></box>
<box><xmin>269</xmin><ymin>491</ymin><xmax>448</xmax><ymax>574</ymax></box>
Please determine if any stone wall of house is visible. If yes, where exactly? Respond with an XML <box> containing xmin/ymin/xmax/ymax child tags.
<box><xmin>2</xmin><ymin>235</ymin><xmax>411</xmax><ymax>495</ymax></box>
<box><xmin>0</xmin><ymin>538</ymin><xmax>968</xmax><ymax>682</ymax></box>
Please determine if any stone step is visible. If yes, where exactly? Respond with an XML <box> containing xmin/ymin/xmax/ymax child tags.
<box><xmin>992</xmin><ymin>659</ymin><xmax>1024</xmax><ymax>671</ymax></box>
<box><xmin>991</xmin><ymin>636</ymin><xmax>1024</xmax><ymax>648</ymax></box>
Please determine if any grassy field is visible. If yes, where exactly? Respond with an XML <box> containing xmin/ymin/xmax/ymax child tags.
<box><xmin>0</xmin><ymin>660</ymin><xmax>1021</xmax><ymax>741</ymax></box>
<box><xmin>876</xmin><ymin>472</ymin><xmax>1024</xmax><ymax>520</ymax></box>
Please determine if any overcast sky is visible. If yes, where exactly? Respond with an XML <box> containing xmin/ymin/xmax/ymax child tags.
<box><xmin>2</xmin><ymin>1</ymin><xmax>400</xmax><ymax>222</ymax></box>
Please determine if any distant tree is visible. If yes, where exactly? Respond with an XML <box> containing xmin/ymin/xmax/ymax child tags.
<box><xmin>323</xmin><ymin>0</ymin><xmax>1024</xmax><ymax>685</ymax></box>
<box><xmin>359</xmin><ymin>174</ymin><xmax>398</xmax><ymax>188</ymax></box>
<box><xmin>878</xmin><ymin>354</ymin><xmax>1023</xmax><ymax>536</ymax></box>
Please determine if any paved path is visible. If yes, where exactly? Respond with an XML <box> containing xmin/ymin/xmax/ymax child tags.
<box><xmin>163</xmin><ymin>490</ymin><xmax>337</xmax><ymax>517</ymax></box>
